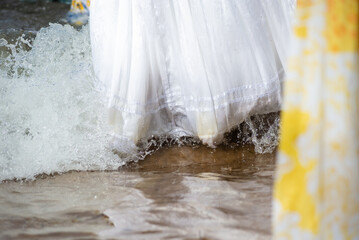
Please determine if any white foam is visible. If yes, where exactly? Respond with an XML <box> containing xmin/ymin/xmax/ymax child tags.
<box><xmin>0</xmin><ymin>24</ymin><xmax>125</xmax><ymax>181</ymax></box>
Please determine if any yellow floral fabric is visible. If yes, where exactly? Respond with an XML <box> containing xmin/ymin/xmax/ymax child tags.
<box><xmin>71</xmin><ymin>0</ymin><xmax>90</xmax><ymax>12</ymax></box>
<box><xmin>273</xmin><ymin>0</ymin><xmax>359</xmax><ymax>239</ymax></box>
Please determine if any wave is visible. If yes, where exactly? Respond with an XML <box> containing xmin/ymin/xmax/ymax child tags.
<box><xmin>0</xmin><ymin>23</ymin><xmax>279</xmax><ymax>181</ymax></box>
<box><xmin>0</xmin><ymin>24</ymin><xmax>126</xmax><ymax>181</ymax></box>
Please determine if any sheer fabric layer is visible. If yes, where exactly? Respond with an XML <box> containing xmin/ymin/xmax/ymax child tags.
<box><xmin>90</xmin><ymin>0</ymin><xmax>295</xmax><ymax>145</ymax></box>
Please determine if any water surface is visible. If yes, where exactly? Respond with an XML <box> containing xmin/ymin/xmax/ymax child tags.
<box><xmin>1</xmin><ymin>145</ymin><xmax>274</xmax><ymax>240</ymax></box>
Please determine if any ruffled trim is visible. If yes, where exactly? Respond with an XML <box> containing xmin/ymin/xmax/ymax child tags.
<box><xmin>97</xmin><ymin>69</ymin><xmax>284</xmax><ymax>116</ymax></box>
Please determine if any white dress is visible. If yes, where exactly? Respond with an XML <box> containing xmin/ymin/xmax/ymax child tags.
<box><xmin>90</xmin><ymin>0</ymin><xmax>295</xmax><ymax>146</ymax></box>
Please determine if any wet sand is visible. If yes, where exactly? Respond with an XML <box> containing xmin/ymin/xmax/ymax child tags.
<box><xmin>0</xmin><ymin>145</ymin><xmax>275</xmax><ymax>240</ymax></box>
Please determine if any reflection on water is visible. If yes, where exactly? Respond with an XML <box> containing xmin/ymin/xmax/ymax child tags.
<box><xmin>0</xmin><ymin>145</ymin><xmax>274</xmax><ymax>239</ymax></box>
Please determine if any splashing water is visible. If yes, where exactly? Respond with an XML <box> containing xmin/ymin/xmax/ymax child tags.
<box><xmin>243</xmin><ymin>113</ymin><xmax>280</xmax><ymax>154</ymax></box>
<box><xmin>0</xmin><ymin>24</ymin><xmax>126</xmax><ymax>181</ymax></box>
<box><xmin>222</xmin><ymin>112</ymin><xmax>280</xmax><ymax>153</ymax></box>
<box><xmin>0</xmin><ymin>23</ymin><xmax>280</xmax><ymax>181</ymax></box>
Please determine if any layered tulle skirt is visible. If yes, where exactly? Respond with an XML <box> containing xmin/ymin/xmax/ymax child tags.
<box><xmin>90</xmin><ymin>0</ymin><xmax>295</xmax><ymax>145</ymax></box>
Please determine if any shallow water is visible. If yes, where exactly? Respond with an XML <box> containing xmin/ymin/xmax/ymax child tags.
<box><xmin>0</xmin><ymin>1</ymin><xmax>278</xmax><ymax>239</ymax></box>
<box><xmin>1</xmin><ymin>145</ymin><xmax>274</xmax><ymax>240</ymax></box>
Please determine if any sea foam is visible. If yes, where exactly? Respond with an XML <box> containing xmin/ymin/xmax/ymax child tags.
<box><xmin>0</xmin><ymin>24</ymin><xmax>125</xmax><ymax>181</ymax></box>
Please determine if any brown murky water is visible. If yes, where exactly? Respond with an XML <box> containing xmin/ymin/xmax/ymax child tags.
<box><xmin>0</xmin><ymin>145</ymin><xmax>275</xmax><ymax>239</ymax></box>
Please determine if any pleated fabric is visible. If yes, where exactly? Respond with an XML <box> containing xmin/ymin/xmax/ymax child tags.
<box><xmin>90</xmin><ymin>0</ymin><xmax>295</xmax><ymax>145</ymax></box>
<box><xmin>273</xmin><ymin>0</ymin><xmax>359</xmax><ymax>239</ymax></box>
